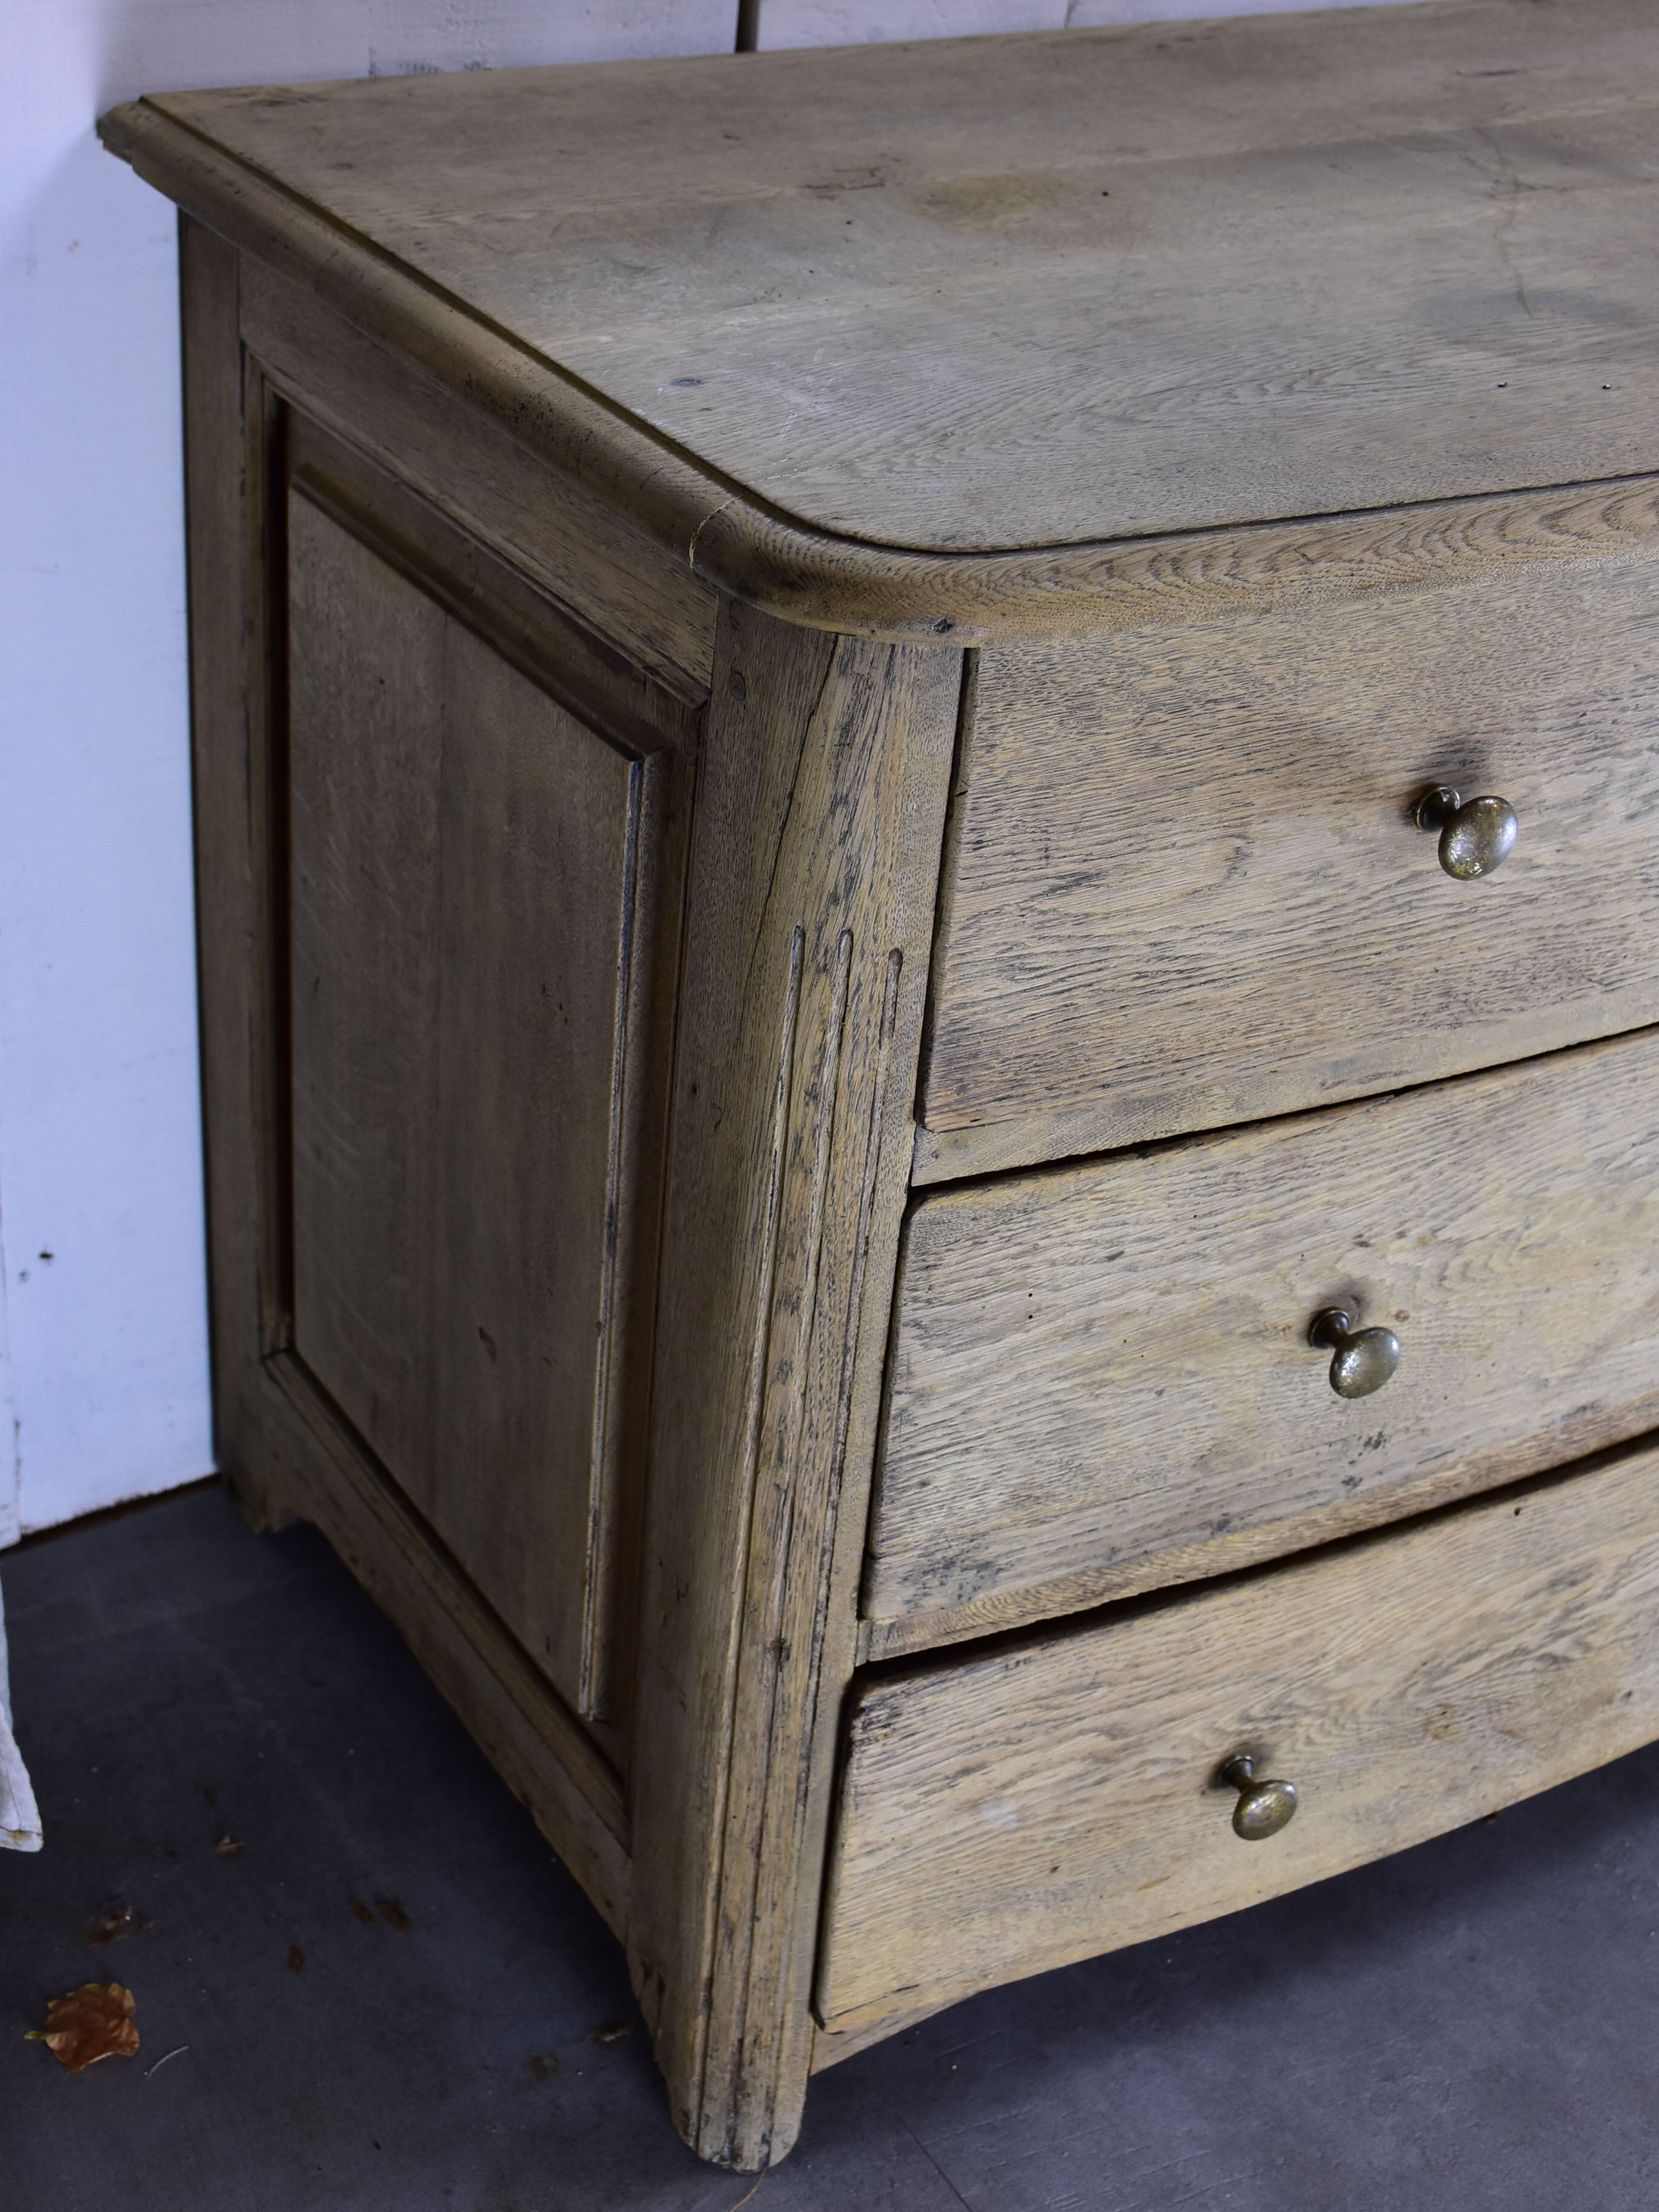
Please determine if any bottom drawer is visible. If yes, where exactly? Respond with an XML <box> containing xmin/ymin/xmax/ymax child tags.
<box><xmin>817</xmin><ymin>1437</ymin><xmax>1659</xmax><ymax>2036</ymax></box>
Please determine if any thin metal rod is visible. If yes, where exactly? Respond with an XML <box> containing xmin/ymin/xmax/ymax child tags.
<box><xmin>735</xmin><ymin>0</ymin><xmax>762</xmax><ymax>52</ymax></box>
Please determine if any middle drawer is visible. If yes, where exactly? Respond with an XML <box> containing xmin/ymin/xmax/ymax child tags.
<box><xmin>865</xmin><ymin>1027</ymin><xmax>1659</xmax><ymax>1660</ymax></box>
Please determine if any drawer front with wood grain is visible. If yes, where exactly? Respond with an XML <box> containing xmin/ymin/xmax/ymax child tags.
<box><xmin>917</xmin><ymin>533</ymin><xmax>1659</xmax><ymax>1183</ymax></box>
<box><xmin>821</xmin><ymin>1439</ymin><xmax>1659</xmax><ymax>2033</ymax></box>
<box><xmin>869</xmin><ymin>1028</ymin><xmax>1659</xmax><ymax>1659</ymax></box>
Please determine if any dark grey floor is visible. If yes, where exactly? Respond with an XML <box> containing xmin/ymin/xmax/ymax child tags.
<box><xmin>6</xmin><ymin>1488</ymin><xmax>1659</xmax><ymax>2211</ymax></box>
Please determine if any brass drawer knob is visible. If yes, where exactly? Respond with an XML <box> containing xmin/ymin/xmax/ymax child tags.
<box><xmin>1308</xmin><ymin>1305</ymin><xmax>1400</xmax><ymax>1398</ymax></box>
<box><xmin>1415</xmin><ymin>785</ymin><xmax>1519</xmax><ymax>879</ymax></box>
<box><xmin>1221</xmin><ymin>1753</ymin><xmax>1299</xmax><ymax>1841</ymax></box>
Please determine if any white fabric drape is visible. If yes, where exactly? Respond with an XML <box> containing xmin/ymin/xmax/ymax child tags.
<box><xmin>0</xmin><ymin>1581</ymin><xmax>42</xmax><ymax>1850</ymax></box>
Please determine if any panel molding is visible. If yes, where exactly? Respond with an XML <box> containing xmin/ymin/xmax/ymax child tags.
<box><xmin>181</xmin><ymin>215</ymin><xmax>663</xmax><ymax>1912</ymax></box>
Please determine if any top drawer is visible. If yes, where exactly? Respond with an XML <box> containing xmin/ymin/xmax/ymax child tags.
<box><xmin>918</xmin><ymin>533</ymin><xmax>1659</xmax><ymax>1182</ymax></box>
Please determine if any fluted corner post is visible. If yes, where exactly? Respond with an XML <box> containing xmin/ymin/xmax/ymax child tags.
<box><xmin>627</xmin><ymin>595</ymin><xmax>963</xmax><ymax>2170</ymax></box>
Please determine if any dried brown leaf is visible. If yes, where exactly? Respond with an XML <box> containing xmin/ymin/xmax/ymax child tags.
<box><xmin>527</xmin><ymin>2050</ymin><xmax>561</xmax><ymax>2080</ymax></box>
<box><xmin>288</xmin><ymin>1945</ymin><xmax>304</xmax><ymax>1975</ymax></box>
<box><xmin>375</xmin><ymin>1897</ymin><xmax>412</xmax><ymax>1933</ymax></box>
<box><xmin>214</xmin><ymin>1834</ymin><xmax>244</xmax><ymax>1857</ymax></box>
<box><xmin>28</xmin><ymin>1983</ymin><xmax>140</xmax><ymax>2073</ymax></box>
<box><xmin>349</xmin><ymin>1895</ymin><xmax>376</xmax><ymax>1926</ymax></box>
<box><xmin>589</xmin><ymin>2019</ymin><xmax>634</xmax><ymax>2047</ymax></box>
<box><xmin>86</xmin><ymin>1902</ymin><xmax>153</xmax><ymax>1946</ymax></box>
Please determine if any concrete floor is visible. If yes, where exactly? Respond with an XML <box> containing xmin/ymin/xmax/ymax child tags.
<box><xmin>6</xmin><ymin>1486</ymin><xmax>1659</xmax><ymax>2210</ymax></box>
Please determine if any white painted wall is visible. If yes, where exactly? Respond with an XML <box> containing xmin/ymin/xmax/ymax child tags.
<box><xmin>2</xmin><ymin>0</ymin><xmax>1415</xmax><ymax>1540</ymax></box>
<box><xmin>757</xmin><ymin>0</ymin><xmax>1394</xmax><ymax>43</ymax></box>
<box><xmin>0</xmin><ymin>1</ymin><xmax>735</xmax><ymax>1541</ymax></box>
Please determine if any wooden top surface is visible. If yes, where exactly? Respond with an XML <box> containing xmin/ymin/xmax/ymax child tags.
<box><xmin>106</xmin><ymin>1</ymin><xmax>1659</xmax><ymax>618</ymax></box>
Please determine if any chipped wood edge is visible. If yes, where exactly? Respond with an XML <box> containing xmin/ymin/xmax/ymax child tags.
<box><xmin>105</xmin><ymin>99</ymin><xmax>1659</xmax><ymax>650</ymax></box>
<box><xmin>809</xmin><ymin>1993</ymin><xmax>954</xmax><ymax>2072</ymax></box>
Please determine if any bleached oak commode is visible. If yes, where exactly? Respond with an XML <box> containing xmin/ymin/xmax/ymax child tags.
<box><xmin>102</xmin><ymin>0</ymin><xmax>1659</xmax><ymax>2169</ymax></box>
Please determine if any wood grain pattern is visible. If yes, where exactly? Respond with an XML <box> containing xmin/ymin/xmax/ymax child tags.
<box><xmin>285</xmin><ymin>482</ymin><xmax>679</xmax><ymax>1730</ymax></box>
<box><xmin>286</xmin><ymin>412</ymin><xmax>696</xmax><ymax>1741</ymax></box>
<box><xmin>101</xmin><ymin>3</ymin><xmax>1659</xmax><ymax>641</ymax></box>
<box><xmin>287</xmin><ymin>496</ymin><xmax>447</xmax><ymax>1513</ymax></box>
<box><xmin>178</xmin><ymin>212</ymin><xmax>269</xmax><ymax>1495</ymax></box>
<box><xmin>155</xmin><ymin>9</ymin><xmax>1659</xmax><ymax>2161</ymax></box>
<box><xmin>701</xmin><ymin>472</ymin><xmax>1659</xmax><ymax>652</ymax></box>
<box><xmin>920</xmin><ymin>539</ymin><xmax>1659</xmax><ymax>1162</ymax></box>
<box><xmin>626</xmin><ymin>604</ymin><xmax>960</xmax><ymax>2169</ymax></box>
<box><xmin>823</xmin><ymin>1436</ymin><xmax>1659</xmax><ymax>2032</ymax></box>
<box><xmin>240</xmin><ymin>258</ymin><xmax>717</xmax><ymax>698</ymax></box>
<box><xmin>809</xmin><ymin>1993</ymin><xmax>954</xmax><ymax>2074</ymax></box>
<box><xmin>179</xmin><ymin>214</ymin><xmax>633</xmax><ymax>1917</ymax></box>
<box><xmin>876</xmin><ymin>1028</ymin><xmax>1659</xmax><ymax>1659</ymax></box>
<box><xmin>121</xmin><ymin>5</ymin><xmax>1659</xmax><ymax>549</ymax></box>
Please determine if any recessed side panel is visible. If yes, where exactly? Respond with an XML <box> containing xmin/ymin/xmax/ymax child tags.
<box><xmin>287</xmin><ymin>488</ymin><xmax>637</xmax><ymax>1720</ymax></box>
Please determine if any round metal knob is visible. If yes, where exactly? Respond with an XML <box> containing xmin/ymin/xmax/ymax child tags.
<box><xmin>1221</xmin><ymin>1753</ymin><xmax>1298</xmax><ymax>1841</ymax></box>
<box><xmin>1308</xmin><ymin>1306</ymin><xmax>1400</xmax><ymax>1399</ymax></box>
<box><xmin>1415</xmin><ymin>786</ymin><xmax>1519</xmax><ymax>879</ymax></box>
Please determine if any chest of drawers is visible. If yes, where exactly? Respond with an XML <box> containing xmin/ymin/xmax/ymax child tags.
<box><xmin>101</xmin><ymin>0</ymin><xmax>1659</xmax><ymax>2170</ymax></box>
